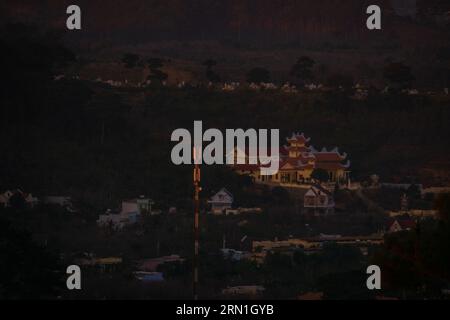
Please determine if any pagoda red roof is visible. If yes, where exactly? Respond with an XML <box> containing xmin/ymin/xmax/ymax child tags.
<box><xmin>313</xmin><ymin>152</ymin><xmax>347</xmax><ymax>162</ymax></box>
<box><xmin>386</xmin><ymin>215</ymin><xmax>416</xmax><ymax>230</ymax></box>
<box><xmin>286</xmin><ymin>132</ymin><xmax>311</xmax><ymax>144</ymax></box>
<box><xmin>315</xmin><ymin>162</ymin><xmax>350</xmax><ymax>171</ymax></box>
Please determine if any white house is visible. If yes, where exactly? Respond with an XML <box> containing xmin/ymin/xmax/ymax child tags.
<box><xmin>97</xmin><ymin>209</ymin><xmax>129</xmax><ymax>230</ymax></box>
<box><xmin>0</xmin><ymin>190</ymin><xmax>14</xmax><ymax>207</ymax></box>
<box><xmin>208</xmin><ymin>188</ymin><xmax>234</xmax><ymax>215</ymax></box>
<box><xmin>43</xmin><ymin>196</ymin><xmax>71</xmax><ymax>207</ymax></box>
<box><xmin>303</xmin><ymin>185</ymin><xmax>335</xmax><ymax>215</ymax></box>
<box><xmin>0</xmin><ymin>189</ymin><xmax>38</xmax><ymax>208</ymax></box>
<box><xmin>221</xmin><ymin>248</ymin><xmax>250</xmax><ymax>261</ymax></box>
<box><xmin>122</xmin><ymin>196</ymin><xmax>154</xmax><ymax>215</ymax></box>
<box><xmin>97</xmin><ymin>196</ymin><xmax>155</xmax><ymax>229</ymax></box>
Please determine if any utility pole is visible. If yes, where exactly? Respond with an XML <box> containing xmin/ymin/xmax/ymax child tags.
<box><xmin>193</xmin><ymin>147</ymin><xmax>201</xmax><ymax>300</ymax></box>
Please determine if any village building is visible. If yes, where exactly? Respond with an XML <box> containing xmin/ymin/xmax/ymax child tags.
<box><xmin>0</xmin><ymin>189</ymin><xmax>38</xmax><ymax>208</ymax></box>
<box><xmin>208</xmin><ymin>188</ymin><xmax>234</xmax><ymax>215</ymax></box>
<box><xmin>252</xmin><ymin>234</ymin><xmax>384</xmax><ymax>259</ymax></box>
<box><xmin>97</xmin><ymin>196</ymin><xmax>154</xmax><ymax>229</ymax></box>
<box><xmin>221</xmin><ymin>248</ymin><xmax>251</xmax><ymax>261</ymax></box>
<box><xmin>75</xmin><ymin>255</ymin><xmax>123</xmax><ymax>272</ymax></box>
<box><xmin>386</xmin><ymin>215</ymin><xmax>416</xmax><ymax>233</ymax></box>
<box><xmin>97</xmin><ymin>209</ymin><xmax>130</xmax><ymax>230</ymax></box>
<box><xmin>134</xmin><ymin>271</ymin><xmax>164</xmax><ymax>282</ymax></box>
<box><xmin>232</xmin><ymin>132</ymin><xmax>350</xmax><ymax>186</ymax></box>
<box><xmin>43</xmin><ymin>196</ymin><xmax>77</xmax><ymax>212</ymax></box>
<box><xmin>137</xmin><ymin>255</ymin><xmax>186</xmax><ymax>272</ymax></box>
<box><xmin>303</xmin><ymin>184</ymin><xmax>335</xmax><ymax>215</ymax></box>
<box><xmin>0</xmin><ymin>190</ymin><xmax>14</xmax><ymax>207</ymax></box>
<box><xmin>122</xmin><ymin>195</ymin><xmax>154</xmax><ymax>215</ymax></box>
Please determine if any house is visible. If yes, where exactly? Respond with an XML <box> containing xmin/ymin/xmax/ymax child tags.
<box><xmin>303</xmin><ymin>184</ymin><xmax>335</xmax><ymax>215</ymax></box>
<box><xmin>386</xmin><ymin>215</ymin><xmax>416</xmax><ymax>233</ymax></box>
<box><xmin>43</xmin><ymin>196</ymin><xmax>71</xmax><ymax>207</ymax></box>
<box><xmin>208</xmin><ymin>188</ymin><xmax>234</xmax><ymax>215</ymax></box>
<box><xmin>0</xmin><ymin>190</ymin><xmax>14</xmax><ymax>207</ymax></box>
<box><xmin>389</xmin><ymin>209</ymin><xmax>438</xmax><ymax>219</ymax></box>
<box><xmin>0</xmin><ymin>189</ymin><xmax>38</xmax><ymax>208</ymax></box>
<box><xmin>221</xmin><ymin>249</ymin><xmax>251</xmax><ymax>261</ymax></box>
<box><xmin>134</xmin><ymin>271</ymin><xmax>164</xmax><ymax>283</ymax></box>
<box><xmin>97</xmin><ymin>196</ymin><xmax>155</xmax><ymax>229</ymax></box>
<box><xmin>43</xmin><ymin>196</ymin><xmax>76</xmax><ymax>212</ymax></box>
<box><xmin>137</xmin><ymin>255</ymin><xmax>185</xmax><ymax>272</ymax></box>
<box><xmin>232</xmin><ymin>132</ymin><xmax>350</xmax><ymax>185</ymax></box>
<box><xmin>75</xmin><ymin>255</ymin><xmax>123</xmax><ymax>272</ymax></box>
<box><xmin>97</xmin><ymin>210</ymin><xmax>129</xmax><ymax>230</ymax></box>
<box><xmin>122</xmin><ymin>196</ymin><xmax>155</xmax><ymax>215</ymax></box>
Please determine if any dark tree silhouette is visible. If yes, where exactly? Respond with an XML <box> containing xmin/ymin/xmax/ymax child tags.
<box><xmin>311</xmin><ymin>168</ymin><xmax>330</xmax><ymax>182</ymax></box>
<box><xmin>246</xmin><ymin>67</ymin><xmax>270</xmax><ymax>84</ymax></box>
<box><xmin>0</xmin><ymin>217</ymin><xmax>62</xmax><ymax>299</ymax></box>
<box><xmin>202</xmin><ymin>59</ymin><xmax>217</xmax><ymax>69</ymax></box>
<box><xmin>147</xmin><ymin>58</ymin><xmax>164</xmax><ymax>70</ymax></box>
<box><xmin>121</xmin><ymin>53</ymin><xmax>140</xmax><ymax>68</ymax></box>
<box><xmin>290</xmin><ymin>56</ymin><xmax>315</xmax><ymax>83</ymax></box>
<box><xmin>8</xmin><ymin>192</ymin><xmax>26</xmax><ymax>210</ymax></box>
<box><xmin>327</xmin><ymin>73</ymin><xmax>354</xmax><ymax>88</ymax></box>
<box><xmin>271</xmin><ymin>186</ymin><xmax>291</xmax><ymax>205</ymax></box>
<box><xmin>147</xmin><ymin>58</ymin><xmax>168</xmax><ymax>84</ymax></box>
<box><xmin>435</xmin><ymin>193</ymin><xmax>450</xmax><ymax>222</ymax></box>
<box><xmin>383</xmin><ymin>62</ymin><xmax>415</xmax><ymax>89</ymax></box>
<box><xmin>203</xmin><ymin>59</ymin><xmax>221</xmax><ymax>83</ymax></box>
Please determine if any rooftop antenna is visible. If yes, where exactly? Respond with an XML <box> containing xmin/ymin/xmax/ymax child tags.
<box><xmin>193</xmin><ymin>146</ymin><xmax>201</xmax><ymax>300</ymax></box>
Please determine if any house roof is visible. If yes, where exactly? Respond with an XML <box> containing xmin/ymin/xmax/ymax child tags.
<box><xmin>209</xmin><ymin>188</ymin><xmax>234</xmax><ymax>202</ymax></box>
<box><xmin>286</xmin><ymin>132</ymin><xmax>311</xmax><ymax>145</ymax></box>
<box><xmin>386</xmin><ymin>215</ymin><xmax>416</xmax><ymax>230</ymax></box>
<box><xmin>306</xmin><ymin>184</ymin><xmax>332</xmax><ymax>197</ymax></box>
<box><xmin>315</xmin><ymin>161</ymin><xmax>351</xmax><ymax>171</ymax></box>
<box><xmin>230</xmin><ymin>132</ymin><xmax>351</xmax><ymax>173</ymax></box>
<box><xmin>312</xmin><ymin>147</ymin><xmax>348</xmax><ymax>162</ymax></box>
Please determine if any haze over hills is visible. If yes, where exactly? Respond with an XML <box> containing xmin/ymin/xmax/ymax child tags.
<box><xmin>1</xmin><ymin>0</ymin><xmax>448</xmax><ymax>88</ymax></box>
<box><xmin>1</xmin><ymin>0</ymin><xmax>448</xmax><ymax>48</ymax></box>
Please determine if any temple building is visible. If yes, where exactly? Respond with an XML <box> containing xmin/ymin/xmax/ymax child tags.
<box><xmin>232</xmin><ymin>132</ymin><xmax>350</xmax><ymax>185</ymax></box>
